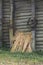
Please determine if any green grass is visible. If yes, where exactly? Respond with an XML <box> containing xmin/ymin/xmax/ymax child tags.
<box><xmin>0</xmin><ymin>48</ymin><xmax>43</xmax><ymax>62</ymax></box>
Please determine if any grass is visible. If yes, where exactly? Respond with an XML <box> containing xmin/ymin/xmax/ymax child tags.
<box><xmin>0</xmin><ymin>48</ymin><xmax>43</xmax><ymax>62</ymax></box>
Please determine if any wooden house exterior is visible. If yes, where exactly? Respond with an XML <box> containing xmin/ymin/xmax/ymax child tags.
<box><xmin>0</xmin><ymin>0</ymin><xmax>43</xmax><ymax>51</ymax></box>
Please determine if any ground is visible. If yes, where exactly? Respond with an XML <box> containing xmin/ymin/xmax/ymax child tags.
<box><xmin>0</xmin><ymin>48</ymin><xmax>43</xmax><ymax>65</ymax></box>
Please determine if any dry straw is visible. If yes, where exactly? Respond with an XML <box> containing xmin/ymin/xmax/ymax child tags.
<box><xmin>11</xmin><ymin>31</ymin><xmax>32</xmax><ymax>53</ymax></box>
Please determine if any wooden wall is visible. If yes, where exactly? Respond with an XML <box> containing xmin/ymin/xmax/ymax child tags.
<box><xmin>0</xmin><ymin>0</ymin><xmax>2</xmax><ymax>47</ymax></box>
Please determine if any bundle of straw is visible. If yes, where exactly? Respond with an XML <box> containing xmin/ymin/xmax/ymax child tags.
<box><xmin>11</xmin><ymin>31</ymin><xmax>32</xmax><ymax>53</ymax></box>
